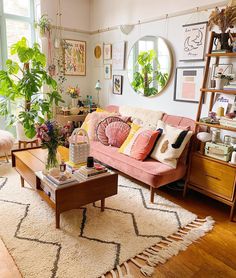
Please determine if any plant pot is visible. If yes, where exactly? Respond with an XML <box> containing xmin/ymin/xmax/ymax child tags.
<box><xmin>15</xmin><ymin>121</ymin><xmax>37</xmax><ymax>142</ymax></box>
<box><xmin>215</xmin><ymin>78</ymin><xmax>225</xmax><ymax>90</ymax></box>
<box><xmin>220</xmin><ymin>33</ymin><xmax>231</xmax><ymax>51</ymax></box>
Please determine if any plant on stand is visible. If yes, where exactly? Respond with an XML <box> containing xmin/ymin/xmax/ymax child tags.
<box><xmin>208</xmin><ymin>5</ymin><xmax>236</xmax><ymax>51</ymax></box>
<box><xmin>0</xmin><ymin>37</ymin><xmax>64</xmax><ymax>139</ymax></box>
<box><xmin>34</xmin><ymin>14</ymin><xmax>52</xmax><ymax>38</ymax></box>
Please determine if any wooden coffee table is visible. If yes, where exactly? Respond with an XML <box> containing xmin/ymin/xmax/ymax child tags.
<box><xmin>12</xmin><ymin>147</ymin><xmax>118</xmax><ymax>228</ymax></box>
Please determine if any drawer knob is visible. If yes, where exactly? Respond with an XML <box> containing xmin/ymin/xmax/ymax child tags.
<box><xmin>47</xmin><ymin>191</ymin><xmax>51</xmax><ymax>197</ymax></box>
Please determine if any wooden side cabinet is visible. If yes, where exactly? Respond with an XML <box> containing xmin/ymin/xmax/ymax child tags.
<box><xmin>184</xmin><ymin>152</ymin><xmax>236</xmax><ymax>221</ymax></box>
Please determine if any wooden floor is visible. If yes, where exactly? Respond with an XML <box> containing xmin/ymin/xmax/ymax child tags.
<box><xmin>0</xmin><ymin>167</ymin><xmax>236</xmax><ymax>278</ymax></box>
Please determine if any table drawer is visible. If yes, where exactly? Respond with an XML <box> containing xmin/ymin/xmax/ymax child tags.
<box><xmin>40</xmin><ymin>182</ymin><xmax>55</xmax><ymax>203</ymax></box>
<box><xmin>189</xmin><ymin>155</ymin><xmax>236</xmax><ymax>201</ymax></box>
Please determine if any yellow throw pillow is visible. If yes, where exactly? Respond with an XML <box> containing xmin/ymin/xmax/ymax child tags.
<box><xmin>81</xmin><ymin>113</ymin><xmax>91</xmax><ymax>132</ymax></box>
<box><xmin>119</xmin><ymin>123</ymin><xmax>141</xmax><ymax>154</ymax></box>
<box><xmin>96</xmin><ymin>107</ymin><xmax>106</xmax><ymax>113</ymax></box>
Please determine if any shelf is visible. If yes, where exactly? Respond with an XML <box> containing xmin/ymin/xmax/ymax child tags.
<box><xmin>206</xmin><ymin>53</ymin><xmax>236</xmax><ymax>57</ymax></box>
<box><xmin>201</xmin><ymin>88</ymin><xmax>236</xmax><ymax>94</ymax></box>
<box><xmin>195</xmin><ymin>121</ymin><xmax>236</xmax><ymax>132</ymax></box>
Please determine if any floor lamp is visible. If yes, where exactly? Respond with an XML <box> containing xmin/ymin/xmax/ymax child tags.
<box><xmin>95</xmin><ymin>80</ymin><xmax>101</xmax><ymax>107</ymax></box>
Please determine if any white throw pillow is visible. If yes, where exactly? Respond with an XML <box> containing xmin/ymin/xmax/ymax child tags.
<box><xmin>150</xmin><ymin>120</ymin><xmax>193</xmax><ymax>168</ymax></box>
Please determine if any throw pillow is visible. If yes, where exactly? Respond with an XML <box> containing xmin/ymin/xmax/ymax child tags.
<box><xmin>130</xmin><ymin>129</ymin><xmax>161</xmax><ymax>160</ymax></box>
<box><xmin>96</xmin><ymin>116</ymin><xmax>126</xmax><ymax>145</ymax></box>
<box><xmin>119</xmin><ymin>123</ymin><xmax>141</xmax><ymax>154</ymax></box>
<box><xmin>81</xmin><ymin>113</ymin><xmax>91</xmax><ymax>132</ymax></box>
<box><xmin>150</xmin><ymin>120</ymin><xmax>193</xmax><ymax>168</ymax></box>
<box><xmin>105</xmin><ymin>121</ymin><xmax>131</xmax><ymax>147</ymax></box>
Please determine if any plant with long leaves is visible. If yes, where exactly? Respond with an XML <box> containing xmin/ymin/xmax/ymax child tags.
<box><xmin>131</xmin><ymin>49</ymin><xmax>168</xmax><ymax>97</ymax></box>
<box><xmin>0</xmin><ymin>37</ymin><xmax>64</xmax><ymax>138</ymax></box>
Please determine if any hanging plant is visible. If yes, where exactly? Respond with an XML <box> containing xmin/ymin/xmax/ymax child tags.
<box><xmin>34</xmin><ymin>14</ymin><xmax>52</xmax><ymax>37</ymax></box>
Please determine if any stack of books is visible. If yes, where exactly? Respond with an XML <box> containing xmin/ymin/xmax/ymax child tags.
<box><xmin>224</xmin><ymin>81</ymin><xmax>236</xmax><ymax>91</ymax></box>
<box><xmin>219</xmin><ymin>117</ymin><xmax>236</xmax><ymax>128</ymax></box>
<box><xmin>65</xmin><ymin>161</ymin><xmax>86</xmax><ymax>173</ymax></box>
<box><xmin>74</xmin><ymin>163</ymin><xmax>108</xmax><ymax>180</ymax></box>
<box><xmin>45</xmin><ymin>171</ymin><xmax>76</xmax><ymax>185</ymax></box>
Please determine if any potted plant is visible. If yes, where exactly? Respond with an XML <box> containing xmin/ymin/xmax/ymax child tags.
<box><xmin>34</xmin><ymin>14</ymin><xmax>52</xmax><ymax>38</ymax></box>
<box><xmin>0</xmin><ymin>37</ymin><xmax>64</xmax><ymax>139</ymax></box>
<box><xmin>208</xmin><ymin>5</ymin><xmax>236</xmax><ymax>51</ymax></box>
<box><xmin>214</xmin><ymin>72</ymin><xmax>234</xmax><ymax>89</ymax></box>
<box><xmin>131</xmin><ymin>50</ymin><xmax>169</xmax><ymax>97</ymax></box>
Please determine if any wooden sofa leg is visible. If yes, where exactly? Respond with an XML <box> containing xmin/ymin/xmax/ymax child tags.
<box><xmin>150</xmin><ymin>186</ymin><xmax>155</xmax><ymax>203</ymax></box>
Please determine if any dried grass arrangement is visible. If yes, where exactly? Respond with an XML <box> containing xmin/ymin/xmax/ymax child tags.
<box><xmin>208</xmin><ymin>5</ymin><xmax>236</xmax><ymax>33</ymax></box>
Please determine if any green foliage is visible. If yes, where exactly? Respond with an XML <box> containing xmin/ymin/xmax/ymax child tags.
<box><xmin>0</xmin><ymin>37</ymin><xmax>64</xmax><ymax>138</ymax></box>
<box><xmin>131</xmin><ymin>50</ymin><xmax>169</xmax><ymax>97</ymax></box>
<box><xmin>34</xmin><ymin>14</ymin><xmax>52</xmax><ymax>36</ymax></box>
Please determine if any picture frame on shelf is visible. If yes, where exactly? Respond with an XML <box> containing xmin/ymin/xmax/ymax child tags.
<box><xmin>174</xmin><ymin>66</ymin><xmax>205</xmax><ymax>103</ymax></box>
<box><xmin>211</xmin><ymin>63</ymin><xmax>233</xmax><ymax>79</ymax></box>
<box><xmin>112</xmin><ymin>41</ymin><xmax>126</xmax><ymax>70</ymax></box>
<box><xmin>180</xmin><ymin>21</ymin><xmax>208</xmax><ymax>61</ymax></box>
<box><xmin>103</xmin><ymin>43</ymin><xmax>112</xmax><ymax>60</ymax></box>
<box><xmin>104</xmin><ymin>64</ymin><xmax>112</xmax><ymax>79</ymax></box>
<box><xmin>112</xmin><ymin>75</ymin><xmax>123</xmax><ymax>95</ymax></box>
<box><xmin>64</xmin><ymin>39</ymin><xmax>86</xmax><ymax>76</ymax></box>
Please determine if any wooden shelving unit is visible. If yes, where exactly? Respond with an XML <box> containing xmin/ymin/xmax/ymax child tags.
<box><xmin>184</xmin><ymin>31</ymin><xmax>236</xmax><ymax>221</ymax></box>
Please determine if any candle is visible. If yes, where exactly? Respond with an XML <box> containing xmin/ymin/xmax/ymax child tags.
<box><xmin>217</xmin><ymin>107</ymin><xmax>224</xmax><ymax>117</ymax></box>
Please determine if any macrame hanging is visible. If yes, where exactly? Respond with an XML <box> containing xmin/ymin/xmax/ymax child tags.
<box><xmin>54</xmin><ymin>0</ymin><xmax>62</xmax><ymax>49</ymax></box>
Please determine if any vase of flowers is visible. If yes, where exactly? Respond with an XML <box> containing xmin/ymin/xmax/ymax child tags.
<box><xmin>214</xmin><ymin>73</ymin><xmax>234</xmax><ymax>89</ymax></box>
<box><xmin>67</xmin><ymin>86</ymin><xmax>80</xmax><ymax>107</ymax></box>
<box><xmin>36</xmin><ymin>121</ymin><xmax>67</xmax><ymax>170</ymax></box>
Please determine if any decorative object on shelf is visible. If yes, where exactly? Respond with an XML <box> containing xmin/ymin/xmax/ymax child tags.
<box><xmin>205</xmin><ymin>141</ymin><xmax>233</xmax><ymax>161</ymax></box>
<box><xmin>120</xmin><ymin>24</ymin><xmax>134</xmax><ymax>35</ymax></box>
<box><xmin>36</xmin><ymin>121</ymin><xmax>67</xmax><ymax>170</ymax></box>
<box><xmin>103</xmin><ymin>43</ymin><xmax>112</xmax><ymax>60</ymax></box>
<box><xmin>211</xmin><ymin>128</ymin><xmax>221</xmax><ymax>143</ymax></box>
<box><xmin>69</xmin><ymin>128</ymin><xmax>90</xmax><ymax>164</ymax></box>
<box><xmin>34</xmin><ymin>14</ymin><xmax>52</xmax><ymax>38</ymax></box>
<box><xmin>174</xmin><ymin>66</ymin><xmax>204</xmax><ymax>103</ymax></box>
<box><xmin>104</xmin><ymin>64</ymin><xmax>112</xmax><ymax>79</ymax></box>
<box><xmin>210</xmin><ymin>79</ymin><xmax>216</xmax><ymax>88</ymax></box>
<box><xmin>113</xmin><ymin>75</ymin><xmax>123</xmax><ymax>95</ymax></box>
<box><xmin>66</xmin><ymin>85</ymin><xmax>80</xmax><ymax>110</ymax></box>
<box><xmin>230</xmin><ymin>150</ymin><xmax>236</xmax><ymax>164</ymax></box>
<box><xmin>197</xmin><ymin>132</ymin><xmax>212</xmax><ymax>154</ymax></box>
<box><xmin>112</xmin><ymin>41</ymin><xmax>126</xmax><ymax>70</ymax></box>
<box><xmin>180</xmin><ymin>22</ymin><xmax>207</xmax><ymax>61</ymax></box>
<box><xmin>208</xmin><ymin>6</ymin><xmax>236</xmax><ymax>51</ymax></box>
<box><xmin>0</xmin><ymin>37</ymin><xmax>63</xmax><ymax>139</ymax></box>
<box><xmin>128</xmin><ymin>36</ymin><xmax>172</xmax><ymax>97</ymax></box>
<box><xmin>216</xmin><ymin>106</ymin><xmax>225</xmax><ymax>117</ymax></box>
<box><xmin>211</xmin><ymin>63</ymin><xmax>233</xmax><ymax>79</ymax></box>
<box><xmin>212</xmin><ymin>94</ymin><xmax>233</xmax><ymax>115</ymax></box>
<box><xmin>214</xmin><ymin>72</ymin><xmax>233</xmax><ymax>89</ymax></box>
<box><xmin>95</xmin><ymin>80</ymin><xmax>101</xmax><ymax>106</ymax></box>
<box><xmin>94</xmin><ymin>45</ymin><xmax>102</xmax><ymax>59</ymax></box>
<box><xmin>64</xmin><ymin>39</ymin><xmax>86</xmax><ymax>76</ymax></box>
<box><xmin>87</xmin><ymin>156</ymin><xmax>94</xmax><ymax>168</ymax></box>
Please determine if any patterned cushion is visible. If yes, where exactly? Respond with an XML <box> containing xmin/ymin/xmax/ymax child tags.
<box><xmin>105</xmin><ymin>121</ymin><xmax>131</xmax><ymax>147</ymax></box>
<box><xmin>151</xmin><ymin>120</ymin><xmax>193</xmax><ymax>168</ymax></box>
<box><xmin>119</xmin><ymin>123</ymin><xmax>141</xmax><ymax>154</ymax></box>
<box><xmin>96</xmin><ymin>116</ymin><xmax>126</xmax><ymax>145</ymax></box>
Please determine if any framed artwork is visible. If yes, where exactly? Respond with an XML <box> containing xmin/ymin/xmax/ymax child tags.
<box><xmin>64</xmin><ymin>39</ymin><xmax>86</xmax><ymax>76</ymax></box>
<box><xmin>174</xmin><ymin>66</ymin><xmax>205</xmax><ymax>103</ymax></box>
<box><xmin>104</xmin><ymin>64</ymin><xmax>112</xmax><ymax>79</ymax></box>
<box><xmin>211</xmin><ymin>64</ymin><xmax>233</xmax><ymax>79</ymax></box>
<box><xmin>113</xmin><ymin>75</ymin><xmax>123</xmax><ymax>95</ymax></box>
<box><xmin>112</xmin><ymin>41</ymin><xmax>126</xmax><ymax>70</ymax></box>
<box><xmin>180</xmin><ymin>21</ymin><xmax>207</xmax><ymax>61</ymax></box>
<box><xmin>104</xmin><ymin>43</ymin><xmax>112</xmax><ymax>60</ymax></box>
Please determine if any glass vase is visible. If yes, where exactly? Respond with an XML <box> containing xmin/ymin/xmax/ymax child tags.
<box><xmin>71</xmin><ymin>98</ymin><xmax>78</xmax><ymax>108</ymax></box>
<box><xmin>46</xmin><ymin>147</ymin><xmax>59</xmax><ymax>170</ymax></box>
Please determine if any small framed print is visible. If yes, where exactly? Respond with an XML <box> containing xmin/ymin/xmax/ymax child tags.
<box><xmin>104</xmin><ymin>64</ymin><xmax>112</xmax><ymax>79</ymax></box>
<box><xmin>113</xmin><ymin>75</ymin><xmax>123</xmax><ymax>95</ymax></box>
<box><xmin>211</xmin><ymin>64</ymin><xmax>233</xmax><ymax>79</ymax></box>
<box><xmin>104</xmin><ymin>43</ymin><xmax>112</xmax><ymax>60</ymax></box>
<box><xmin>174</xmin><ymin>66</ymin><xmax>204</xmax><ymax>103</ymax></box>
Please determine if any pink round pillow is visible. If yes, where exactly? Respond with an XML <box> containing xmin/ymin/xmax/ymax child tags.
<box><xmin>105</xmin><ymin>121</ymin><xmax>131</xmax><ymax>147</ymax></box>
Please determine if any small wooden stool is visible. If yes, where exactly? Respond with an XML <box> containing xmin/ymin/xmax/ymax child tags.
<box><xmin>18</xmin><ymin>139</ymin><xmax>39</xmax><ymax>149</ymax></box>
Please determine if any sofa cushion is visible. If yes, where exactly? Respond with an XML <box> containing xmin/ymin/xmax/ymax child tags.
<box><xmin>151</xmin><ymin>120</ymin><xmax>193</xmax><ymax>168</ymax></box>
<box><xmin>105</xmin><ymin>121</ymin><xmax>131</xmax><ymax>147</ymax></box>
<box><xmin>119</xmin><ymin>123</ymin><xmax>141</xmax><ymax>154</ymax></box>
<box><xmin>90</xmin><ymin>141</ymin><xmax>186</xmax><ymax>188</ymax></box>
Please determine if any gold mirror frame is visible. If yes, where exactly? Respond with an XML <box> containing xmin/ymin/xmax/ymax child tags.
<box><xmin>128</xmin><ymin>36</ymin><xmax>173</xmax><ymax>97</ymax></box>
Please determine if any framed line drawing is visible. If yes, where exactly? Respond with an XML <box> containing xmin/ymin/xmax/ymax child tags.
<box><xmin>180</xmin><ymin>21</ymin><xmax>207</xmax><ymax>61</ymax></box>
<box><xmin>104</xmin><ymin>43</ymin><xmax>112</xmax><ymax>60</ymax></box>
<box><xmin>104</xmin><ymin>64</ymin><xmax>112</xmax><ymax>79</ymax></box>
<box><xmin>64</xmin><ymin>39</ymin><xmax>86</xmax><ymax>76</ymax></box>
<box><xmin>113</xmin><ymin>75</ymin><xmax>123</xmax><ymax>95</ymax></box>
<box><xmin>211</xmin><ymin>64</ymin><xmax>233</xmax><ymax>79</ymax></box>
<box><xmin>112</xmin><ymin>41</ymin><xmax>126</xmax><ymax>70</ymax></box>
<box><xmin>174</xmin><ymin>66</ymin><xmax>205</xmax><ymax>103</ymax></box>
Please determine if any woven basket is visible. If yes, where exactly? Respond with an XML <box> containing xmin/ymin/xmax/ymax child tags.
<box><xmin>69</xmin><ymin>128</ymin><xmax>90</xmax><ymax>164</ymax></box>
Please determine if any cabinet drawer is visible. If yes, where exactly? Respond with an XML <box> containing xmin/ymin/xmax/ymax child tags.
<box><xmin>40</xmin><ymin>182</ymin><xmax>55</xmax><ymax>203</ymax></box>
<box><xmin>189</xmin><ymin>155</ymin><xmax>236</xmax><ymax>201</ymax></box>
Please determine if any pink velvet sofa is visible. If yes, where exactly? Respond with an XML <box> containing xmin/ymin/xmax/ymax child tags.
<box><xmin>90</xmin><ymin>105</ymin><xmax>195</xmax><ymax>202</ymax></box>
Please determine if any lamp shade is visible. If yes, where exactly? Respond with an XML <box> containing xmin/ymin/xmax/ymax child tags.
<box><xmin>95</xmin><ymin>80</ymin><xmax>101</xmax><ymax>90</ymax></box>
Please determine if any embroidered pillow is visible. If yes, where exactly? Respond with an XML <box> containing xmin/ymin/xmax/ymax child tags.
<box><xmin>150</xmin><ymin>120</ymin><xmax>193</xmax><ymax>168</ymax></box>
<box><xmin>105</xmin><ymin>121</ymin><xmax>131</xmax><ymax>147</ymax></box>
<box><xmin>96</xmin><ymin>116</ymin><xmax>128</xmax><ymax>145</ymax></box>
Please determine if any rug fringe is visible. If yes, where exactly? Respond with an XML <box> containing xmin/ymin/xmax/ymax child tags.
<box><xmin>100</xmin><ymin>216</ymin><xmax>214</xmax><ymax>277</ymax></box>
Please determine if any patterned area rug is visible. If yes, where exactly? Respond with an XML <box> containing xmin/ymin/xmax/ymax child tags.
<box><xmin>0</xmin><ymin>164</ymin><xmax>214</xmax><ymax>278</ymax></box>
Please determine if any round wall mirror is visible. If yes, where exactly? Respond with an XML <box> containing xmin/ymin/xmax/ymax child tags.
<box><xmin>128</xmin><ymin>36</ymin><xmax>173</xmax><ymax>97</ymax></box>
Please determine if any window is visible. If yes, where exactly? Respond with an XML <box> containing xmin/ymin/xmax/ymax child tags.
<box><xmin>0</xmin><ymin>0</ymin><xmax>37</xmax><ymax>131</ymax></box>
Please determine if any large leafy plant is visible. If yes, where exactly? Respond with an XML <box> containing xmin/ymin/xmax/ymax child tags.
<box><xmin>132</xmin><ymin>49</ymin><xmax>168</xmax><ymax>97</ymax></box>
<box><xmin>0</xmin><ymin>37</ymin><xmax>63</xmax><ymax>138</ymax></box>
